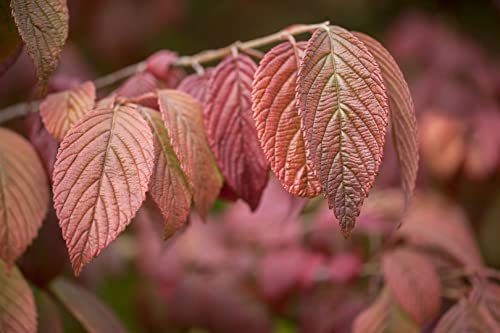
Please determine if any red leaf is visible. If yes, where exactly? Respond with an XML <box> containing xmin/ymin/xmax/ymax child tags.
<box><xmin>297</xmin><ymin>26</ymin><xmax>389</xmax><ymax>236</ymax></box>
<box><xmin>0</xmin><ymin>261</ymin><xmax>37</xmax><ymax>333</ymax></box>
<box><xmin>40</xmin><ymin>81</ymin><xmax>96</xmax><ymax>141</ymax></box>
<box><xmin>116</xmin><ymin>72</ymin><xmax>158</xmax><ymax>98</ymax></box>
<box><xmin>177</xmin><ymin>68</ymin><xmax>214</xmax><ymax>104</ymax></box>
<box><xmin>146</xmin><ymin>50</ymin><xmax>178</xmax><ymax>80</ymax></box>
<box><xmin>381</xmin><ymin>248</ymin><xmax>441</xmax><ymax>325</ymax></box>
<box><xmin>353</xmin><ymin>32</ymin><xmax>418</xmax><ymax>206</ymax></box>
<box><xmin>158</xmin><ymin>90</ymin><xmax>223</xmax><ymax>219</ymax></box>
<box><xmin>139</xmin><ymin>107</ymin><xmax>192</xmax><ymax>238</ymax></box>
<box><xmin>205</xmin><ymin>54</ymin><xmax>269</xmax><ymax>209</ymax></box>
<box><xmin>10</xmin><ymin>0</ymin><xmax>69</xmax><ymax>92</ymax></box>
<box><xmin>52</xmin><ymin>103</ymin><xmax>154</xmax><ymax>275</ymax></box>
<box><xmin>252</xmin><ymin>41</ymin><xmax>321</xmax><ymax>197</ymax></box>
<box><xmin>434</xmin><ymin>299</ymin><xmax>493</xmax><ymax>333</ymax></box>
<box><xmin>51</xmin><ymin>278</ymin><xmax>127</xmax><ymax>333</ymax></box>
<box><xmin>0</xmin><ymin>128</ymin><xmax>48</xmax><ymax>264</ymax></box>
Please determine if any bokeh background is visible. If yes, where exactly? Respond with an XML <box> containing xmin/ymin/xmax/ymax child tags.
<box><xmin>1</xmin><ymin>0</ymin><xmax>499</xmax><ymax>332</ymax></box>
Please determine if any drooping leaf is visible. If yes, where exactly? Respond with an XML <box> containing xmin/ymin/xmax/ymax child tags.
<box><xmin>205</xmin><ymin>54</ymin><xmax>269</xmax><ymax>209</ymax></box>
<box><xmin>158</xmin><ymin>89</ymin><xmax>222</xmax><ymax>219</ymax></box>
<box><xmin>0</xmin><ymin>128</ymin><xmax>48</xmax><ymax>264</ymax></box>
<box><xmin>297</xmin><ymin>26</ymin><xmax>389</xmax><ymax>236</ymax></box>
<box><xmin>40</xmin><ymin>81</ymin><xmax>96</xmax><ymax>141</ymax></box>
<box><xmin>434</xmin><ymin>299</ymin><xmax>493</xmax><ymax>333</ymax></box>
<box><xmin>0</xmin><ymin>260</ymin><xmax>37</xmax><ymax>333</ymax></box>
<box><xmin>138</xmin><ymin>106</ymin><xmax>192</xmax><ymax>238</ymax></box>
<box><xmin>51</xmin><ymin>278</ymin><xmax>128</xmax><ymax>333</ymax></box>
<box><xmin>34</xmin><ymin>289</ymin><xmax>64</xmax><ymax>333</ymax></box>
<box><xmin>252</xmin><ymin>41</ymin><xmax>321</xmax><ymax>197</ymax></box>
<box><xmin>177</xmin><ymin>68</ymin><xmax>214</xmax><ymax>104</ymax></box>
<box><xmin>52</xmin><ymin>102</ymin><xmax>154</xmax><ymax>275</ymax></box>
<box><xmin>381</xmin><ymin>248</ymin><xmax>441</xmax><ymax>325</ymax></box>
<box><xmin>352</xmin><ymin>288</ymin><xmax>419</xmax><ymax>333</ymax></box>
<box><xmin>353</xmin><ymin>32</ymin><xmax>418</xmax><ymax>206</ymax></box>
<box><xmin>10</xmin><ymin>0</ymin><xmax>69</xmax><ymax>92</ymax></box>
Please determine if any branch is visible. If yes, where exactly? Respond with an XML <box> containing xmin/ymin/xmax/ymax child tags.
<box><xmin>0</xmin><ymin>21</ymin><xmax>328</xmax><ymax>124</ymax></box>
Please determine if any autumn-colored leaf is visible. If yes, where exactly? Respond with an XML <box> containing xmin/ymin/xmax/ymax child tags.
<box><xmin>469</xmin><ymin>281</ymin><xmax>500</xmax><ymax>330</ymax></box>
<box><xmin>297</xmin><ymin>26</ymin><xmax>389</xmax><ymax>236</ymax></box>
<box><xmin>352</xmin><ymin>288</ymin><xmax>419</xmax><ymax>333</ymax></box>
<box><xmin>34</xmin><ymin>289</ymin><xmax>64</xmax><ymax>333</ymax></box>
<box><xmin>52</xmin><ymin>102</ymin><xmax>154</xmax><ymax>275</ymax></box>
<box><xmin>177</xmin><ymin>68</ymin><xmax>214</xmax><ymax>104</ymax></box>
<box><xmin>205</xmin><ymin>54</ymin><xmax>269</xmax><ymax>209</ymax></box>
<box><xmin>252</xmin><ymin>41</ymin><xmax>321</xmax><ymax>197</ymax></box>
<box><xmin>381</xmin><ymin>248</ymin><xmax>441</xmax><ymax>325</ymax></box>
<box><xmin>10</xmin><ymin>0</ymin><xmax>69</xmax><ymax>92</ymax></box>
<box><xmin>434</xmin><ymin>299</ymin><xmax>493</xmax><ymax>333</ymax></box>
<box><xmin>138</xmin><ymin>106</ymin><xmax>192</xmax><ymax>238</ymax></box>
<box><xmin>146</xmin><ymin>50</ymin><xmax>177</xmax><ymax>80</ymax></box>
<box><xmin>158</xmin><ymin>89</ymin><xmax>222</xmax><ymax>219</ymax></box>
<box><xmin>0</xmin><ymin>128</ymin><xmax>48</xmax><ymax>264</ymax></box>
<box><xmin>353</xmin><ymin>32</ymin><xmax>418</xmax><ymax>206</ymax></box>
<box><xmin>40</xmin><ymin>81</ymin><xmax>96</xmax><ymax>141</ymax></box>
<box><xmin>51</xmin><ymin>278</ymin><xmax>128</xmax><ymax>333</ymax></box>
<box><xmin>116</xmin><ymin>72</ymin><xmax>158</xmax><ymax>99</ymax></box>
<box><xmin>0</xmin><ymin>260</ymin><xmax>37</xmax><ymax>333</ymax></box>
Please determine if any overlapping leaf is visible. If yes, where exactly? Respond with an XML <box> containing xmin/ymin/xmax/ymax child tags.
<box><xmin>434</xmin><ymin>299</ymin><xmax>493</xmax><ymax>333</ymax></box>
<box><xmin>51</xmin><ymin>278</ymin><xmax>127</xmax><ymax>333</ymax></box>
<box><xmin>353</xmin><ymin>32</ymin><xmax>418</xmax><ymax>206</ymax></box>
<box><xmin>40</xmin><ymin>81</ymin><xmax>96</xmax><ymax>141</ymax></box>
<box><xmin>297</xmin><ymin>26</ymin><xmax>389</xmax><ymax>236</ymax></box>
<box><xmin>52</xmin><ymin>102</ymin><xmax>154</xmax><ymax>275</ymax></box>
<box><xmin>158</xmin><ymin>89</ymin><xmax>222</xmax><ymax>219</ymax></box>
<box><xmin>10</xmin><ymin>0</ymin><xmax>69</xmax><ymax>92</ymax></box>
<box><xmin>381</xmin><ymin>248</ymin><xmax>441</xmax><ymax>325</ymax></box>
<box><xmin>0</xmin><ymin>260</ymin><xmax>36</xmax><ymax>333</ymax></box>
<box><xmin>139</xmin><ymin>106</ymin><xmax>192</xmax><ymax>238</ymax></box>
<box><xmin>252</xmin><ymin>41</ymin><xmax>321</xmax><ymax>197</ymax></box>
<box><xmin>0</xmin><ymin>128</ymin><xmax>48</xmax><ymax>264</ymax></box>
<box><xmin>177</xmin><ymin>68</ymin><xmax>214</xmax><ymax>104</ymax></box>
<box><xmin>205</xmin><ymin>54</ymin><xmax>269</xmax><ymax>209</ymax></box>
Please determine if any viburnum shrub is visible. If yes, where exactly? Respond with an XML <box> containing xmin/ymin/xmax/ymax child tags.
<box><xmin>1</xmin><ymin>1</ymin><xmax>499</xmax><ymax>333</ymax></box>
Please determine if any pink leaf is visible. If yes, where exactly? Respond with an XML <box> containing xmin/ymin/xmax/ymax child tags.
<box><xmin>146</xmin><ymin>50</ymin><xmax>178</xmax><ymax>80</ymax></box>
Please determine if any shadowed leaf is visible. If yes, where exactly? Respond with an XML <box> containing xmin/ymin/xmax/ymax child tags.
<box><xmin>34</xmin><ymin>289</ymin><xmax>64</xmax><ymax>333</ymax></box>
<box><xmin>177</xmin><ymin>68</ymin><xmax>214</xmax><ymax>104</ymax></box>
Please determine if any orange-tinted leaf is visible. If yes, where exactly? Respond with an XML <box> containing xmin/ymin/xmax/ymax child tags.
<box><xmin>40</xmin><ymin>81</ymin><xmax>96</xmax><ymax>141</ymax></box>
<box><xmin>34</xmin><ymin>289</ymin><xmax>64</xmax><ymax>333</ymax></box>
<box><xmin>353</xmin><ymin>32</ymin><xmax>418</xmax><ymax>206</ymax></box>
<box><xmin>138</xmin><ymin>106</ymin><xmax>192</xmax><ymax>238</ymax></box>
<box><xmin>0</xmin><ymin>260</ymin><xmax>36</xmax><ymax>333</ymax></box>
<box><xmin>205</xmin><ymin>54</ymin><xmax>269</xmax><ymax>209</ymax></box>
<box><xmin>10</xmin><ymin>0</ymin><xmax>68</xmax><ymax>92</ymax></box>
<box><xmin>158</xmin><ymin>89</ymin><xmax>222</xmax><ymax>219</ymax></box>
<box><xmin>381</xmin><ymin>248</ymin><xmax>441</xmax><ymax>325</ymax></box>
<box><xmin>352</xmin><ymin>288</ymin><xmax>419</xmax><ymax>333</ymax></box>
<box><xmin>434</xmin><ymin>299</ymin><xmax>492</xmax><ymax>333</ymax></box>
<box><xmin>51</xmin><ymin>278</ymin><xmax>127</xmax><ymax>333</ymax></box>
<box><xmin>0</xmin><ymin>128</ymin><xmax>48</xmax><ymax>264</ymax></box>
<box><xmin>177</xmin><ymin>68</ymin><xmax>214</xmax><ymax>104</ymax></box>
<box><xmin>297</xmin><ymin>26</ymin><xmax>389</xmax><ymax>236</ymax></box>
<box><xmin>252</xmin><ymin>41</ymin><xmax>321</xmax><ymax>197</ymax></box>
<box><xmin>52</xmin><ymin>103</ymin><xmax>154</xmax><ymax>275</ymax></box>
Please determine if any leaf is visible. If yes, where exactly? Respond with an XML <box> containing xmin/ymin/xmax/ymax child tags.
<box><xmin>39</xmin><ymin>81</ymin><xmax>96</xmax><ymax>141</ymax></box>
<box><xmin>434</xmin><ymin>299</ymin><xmax>493</xmax><ymax>333</ymax></box>
<box><xmin>177</xmin><ymin>68</ymin><xmax>214</xmax><ymax>104</ymax></box>
<box><xmin>352</xmin><ymin>288</ymin><xmax>419</xmax><ymax>333</ymax></box>
<box><xmin>0</xmin><ymin>260</ymin><xmax>37</xmax><ymax>333</ymax></box>
<box><xmin>34</xmin><ymin>289</ymin><xmax>64</xmax><ymax>333</ymax></box>
<box><xmin>252</xmin><ymin>41</ymin><xmax>321</xmax><ymax>197</ymax></box>
<box><xmin>51</xmin><ymin>278</ymin><xmax>128</xmax><ymax>333</ymax></box>
<box><xmin>0</xmin><ymin>128</ymin><xmax>48</xmax><ymax>264</ymax></box>
<box><xmin>138</xmin><ymin>106</ymin><xmax>192</xmax><ymax>238</ymax></box>
<box><xmin>146</xmin><ymin>50</ymin><xmax>177</xmax><ymax>80</ymax></box>
<box><xmin>205</xmin><ymin>54</ymin><xmax>269</xmax><ymax>209</ymax></box>
<box><xmin>381</xmin><ymin>248</ymin><xmax>441</xmax><ymax>325</ymax></box>
<box><xmin>353</xmin><ymin>32</ymin><xmax>418</xmax><ymax>206</ymax></box>
<box><xmin>52</xmin><ymin>102</ymin><xmax>154</xmax><ymax>275</ymax></box>
<box><xmin>10</xmin><ymin>0</ymin><xmax>69</xmax><ymax>92</ymax></box>
<box><xmin>158</xmin><ymin>89</ymin><xmax>222</xmax><ymax>219</ymax></box>
<box><xmin>469</xmin><ymin>281</ymin><xmax>500</xmax><ymax>329</ymax></box>
<box><xmin>297</xmin><ymin>26</ymin><xmax>389</xmax><ymax>236</ymax></box>
<box><xmin>116</xmin><ymin>72</ymin><xmax>158</xmax><ymax>98</ymax></box>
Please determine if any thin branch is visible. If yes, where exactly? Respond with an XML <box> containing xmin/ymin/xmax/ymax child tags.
<box><xmin>0</xmin><ymin>21</ymin><xmax>328</xmax><ymax>124</ymax></box>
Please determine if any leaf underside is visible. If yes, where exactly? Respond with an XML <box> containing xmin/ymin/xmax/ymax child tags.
<box><xmin>297</xmin><ymin>26</ymin><xmax>389</xmax><ymax>236</ymax></box>
<box><xmin>252</xmin><ymin>41</ymin><xmax>321</xmax><ymax>197</ymax></box>
<box><xmin>52</xmin><ymin>103</ymin><xmax>154</xmax><ymax>275</ymax></box>
<box><xmin>0</xmin><ymin>128</ymin><xmax>48</xmax><ymax>264</ymax></box>
<box><xmin>205</xmin><ymin>54</ymin><xmax>269</xmax><ymax>210</ymax></box>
